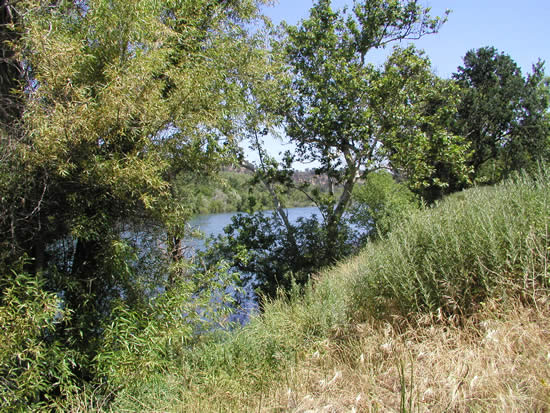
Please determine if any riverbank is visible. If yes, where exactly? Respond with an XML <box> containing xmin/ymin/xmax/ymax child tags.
<box><xmin>185</xmin><ymin>170</ymin><xmax>319</xmax><ymax>215</ymax></box>
<box><xmin>127</xmin><ymin>294</ymin><xmax>548</xmax><ymax>412</ymax></box>
<box><xmin>71</xmin><ymin>170</ymin><xmax>550</xmax><ymax>411</ymax></box>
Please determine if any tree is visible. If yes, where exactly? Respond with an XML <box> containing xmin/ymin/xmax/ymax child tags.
<box><xmin>375</xmin><ymin>46</ymin><xmax>471</xmax><ymax>202</ymax></box>
<box><xmin>350</xmin><ymin>170</ymin><xmax>419</xmax><ymax>239</ymax></box>
<box><xmin>0</xmin><ymin>0</ymin><xmax>271</xmax><ymax>387</ymax></box>
<box><xmin>202</xmin><ymin>2</ymin><xmax>471</xmax><ymax>299</ymax></box>
<box><xmin>0</xmin><ymin>0</ymin><xmax>22</xmax><ymax>129</ymax></box>
<box><xmin>281</xmin><ymin>0</ymin><xmax>454</xmax><ymax>261</ymax></box>
<box><xmin>453</xmin><ymin>46</ymin><xmax>550</xmax><ymax>182</ymax></box>
<box><xmin>0</xmin><ymin>0</ymin><xmax>28</xmax><ymax>269</ymax></box>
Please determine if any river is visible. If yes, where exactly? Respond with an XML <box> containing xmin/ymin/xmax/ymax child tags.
<box><xmin>186</xmin><ymin>205</ymin><xmax>321</xmax><ymax>250</ymax></box>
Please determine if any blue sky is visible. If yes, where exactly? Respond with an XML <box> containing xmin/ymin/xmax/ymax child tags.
<box><xmin>248</xmin><ymin>0</ymin><xmax>550</xmax><ymax>169</ymax></box>
<box><xmin>262</xmin><ymin>0</ymin><xmax>550</xmax><ymax>77</ymax></box>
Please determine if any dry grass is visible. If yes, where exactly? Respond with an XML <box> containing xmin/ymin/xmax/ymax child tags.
<box><xmin>259</xmin><ymin>295</ymin><xmax>550</xmax><ymax>412</ymax></box>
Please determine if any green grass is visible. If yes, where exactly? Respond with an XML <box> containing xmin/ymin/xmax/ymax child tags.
<box><xmin>73</xmin><ymin>168</ymin><xmax>550</xmax><ymax>411</ymax></box>
<box><xmin>106</xmin><ymin>274</ymin><xmax>355</xmax><ymax>411</ymax></box>
<box><xmin>351</xmin><ymin>168</ymin><xmax>549</xmax><ymax>319</ymax></box>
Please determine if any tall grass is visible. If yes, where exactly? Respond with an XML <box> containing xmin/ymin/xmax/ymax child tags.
<box><xmin>254</xmin><ymin>296</ymin><xmax>550</xmax><ymax>412</ymax></box>
<box><xmin>352</xmin><ymin>168</ymin><xmax>550</xmax><ymax>319</ymax></box>
<box><xmin>74</xmin><ymin>168</ymin><xmax>550</xmax><ymax>411</ymax></box>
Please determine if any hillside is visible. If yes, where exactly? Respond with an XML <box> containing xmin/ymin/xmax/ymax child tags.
<box><xmin>76</xmin><ymin>169</ymin><xmax>550</xmax><ymax>412</ymax></box>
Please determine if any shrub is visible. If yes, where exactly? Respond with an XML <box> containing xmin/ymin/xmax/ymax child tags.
<box><xmin>93</xmin><ymin>260</ymin><xmax>239</xmax><ymax>389</ymax></box>
<box><xmin>95</xmin><ymin>168</ymin><xmax>550</xmax><ymax>411</ymax></box>
<box><xmin>350</xmin><ymin>171</ymin><xmax>420</xmax><ymax>239</ymax></box>
<box><xmin>202</xmin><ymin>211</ymin><xmax>359</xmax><ymax>298</ymax></box>
<box><xmin>0</xmin><ymin>270</ymin><xmax>77</xmax><ymax>410</ymax></box>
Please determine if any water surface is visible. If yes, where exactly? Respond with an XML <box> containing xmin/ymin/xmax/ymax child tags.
<box><xmin>186</xmin><ymin>206</ymin><xmax>321</xmax><ymax>250</ymax></box>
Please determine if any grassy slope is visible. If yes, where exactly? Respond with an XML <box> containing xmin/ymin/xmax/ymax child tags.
<box><xmin>107</xmin><ymin>170</ymin><xmax>550</xmax><ymax>412</ymax></box>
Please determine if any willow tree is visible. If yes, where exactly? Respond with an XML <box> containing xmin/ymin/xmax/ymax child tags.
<box><xmin>0</xmin><ymin>0</ymin><xmax>271</xmax><ymax>378</ymax></box>
<box><xmin>0</xmin><ymin>0</ymin><xmax>22</xmax><ymax>128</ymax></box>
<box><xmin>0</xmin><ymin>1</ymin><xmax>24</xmax><ymax>266</ymax></box>
<box><xmin>282</xmin><ymin>0</ymin><xmax>455</xmax><ymax>262</ymax></box>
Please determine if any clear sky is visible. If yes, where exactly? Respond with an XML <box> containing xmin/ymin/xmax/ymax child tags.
<box><xmin>248</xmin><ymin>0</ymin><xmax>550</xmax><ymax>169</ymax></box>
<box><xmin>262</xmin><ymin>0</ymin><xmax>550</xmax><ymax>77</ymax></box>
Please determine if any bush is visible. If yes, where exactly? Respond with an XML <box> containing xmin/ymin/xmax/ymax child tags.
<box><xmin>350</xmin><ymin>171</ymin><xmax>420</xmax><ymax>239</ymax></box>
<box><xmin>202</xmin><ymin>211</ymin><xmax>359</xmax><ymax>299</ymax></box>
<box><xmin>90</xmin><ymin>168</ymin><xmax>550</xmax><ymax>411</ymax></box>
<box><xmin>108</xmin><ymin>273</ymin><xmax>354</xmax><ymax>411</ymax></box>
<box><xmin>0</xmin><ymin>270</ymin><xmax>77</xmax><ymax>410</ymax></box>
<box><xmin>94</xmin><ymin>260</ymin><xmax>239</xmax><ymax>389</ymax></box>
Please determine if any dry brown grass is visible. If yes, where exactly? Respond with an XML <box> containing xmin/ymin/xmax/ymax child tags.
<box><xmin>259</xmin><ymin>295</ymin><xmax>550</xmax><ymax>412</ymax></box>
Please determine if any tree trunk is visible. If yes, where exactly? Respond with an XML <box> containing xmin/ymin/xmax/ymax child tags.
<box><xmin>324</xmin><ymin>170</ymin><xmax>356</xmax><ymax>263</ymax></box>
<box><xmin>166</xmin><ymin>233</ymin><xmax>185</xmax><ymax>288</ymax></box>
<box><xmin>240</xmin><ymin>160</ymin><xmax>300</xmax><ymax>258</ymax></box>
<box><xmin>63</xmin><ymin>237</ymin><xmax>107</xmax><ymax>370</ymax></box>
<box><xmin>321</xmin><ymin>145</ymin><xmax>359</xmax><ymax>263</ymax></box>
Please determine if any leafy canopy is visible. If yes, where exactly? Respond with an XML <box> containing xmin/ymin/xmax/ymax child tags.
<box><xmin>0</xmin><ymin>0</ymin><xmax>272</xmax><ymax>402</ymax></box>
<box><xmin>453</xmin><ymin>46</ymin><xmax>550</xmax><ymax>182</ymax></box>
<box><xmin>280</xmin><ymin>0</ymin><xmax>457</xmax><ymax>260</ymax></box>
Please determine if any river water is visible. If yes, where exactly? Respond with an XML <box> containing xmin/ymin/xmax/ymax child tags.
<box><xmin>186</xmin><ymin>205</ymin><xmax>321</xmax><ymax>250</ymax></box>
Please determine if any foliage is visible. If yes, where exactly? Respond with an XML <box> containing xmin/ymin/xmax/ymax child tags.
<box><xmin>209</xmin><ymin>1</ymin><xmax>462</xmax><ymax>299</ymax></box>
<box><xmin>70</xmin><ymin>167</ymin><xmax>550</xmax><ymax>410</ymax></box>
<box><xmin>94</xmin><ymin>260</ymin><xmax>239</xmax><ymax>389</ymax></box>
<box><xmin>108</xmin><ymin>269</ymin><xmax>353</xmax><ymax>411</ymax></box>
<box><xmin>280</xmin><ymin>0</ymin><xmax>455</xmax><ymax>261</ymax></box>
<box><xmin>0</xmin><ymin>0</ymin><xmax>272</xmax><ymax>400</ymax></box>
<box><xmin>0</xmin><ymin>0</ymin><xmax>23</xmax><ymax>132</ymax></box>
<box><xmin>174</xmin><ymin>170</ymin><xmax>314</xmax><ymax>215</ymax></box>
<box><xmin>2</xmin><ymin>0</ymin><xmax>549</xmax><ymax>409</ymax></box>
<box><xmin>0</xmin><ymin>269</ymin><xmax>77</xmax><ymax>410</ymax></box>
<box><xmin>202</xmin><ymin>211</ymin><xmax>358</xmax><ymax>298</ymax></box>
<box><xmin>206</xmin><ymin>1</ymin><xmax>465</xmax><ymax>300</ymax></box>
<box><xmin>376</xmin><ymin>46</ymin><xmax>472</xmax><ymax>202</ymax></box>
<box><xmin>350</xmin><ymin>170</ymin><xmax>420</xmax><ymax>239</ymax></box>
<box><xmin>453</xmin><ymin>46</ymin><xmax>550</xmax><ymax>182</ymax></box>
<box><xmin>101</xmin><ymin>168</ymin><xmax>550</xmax><ymax>412</ymax></box>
